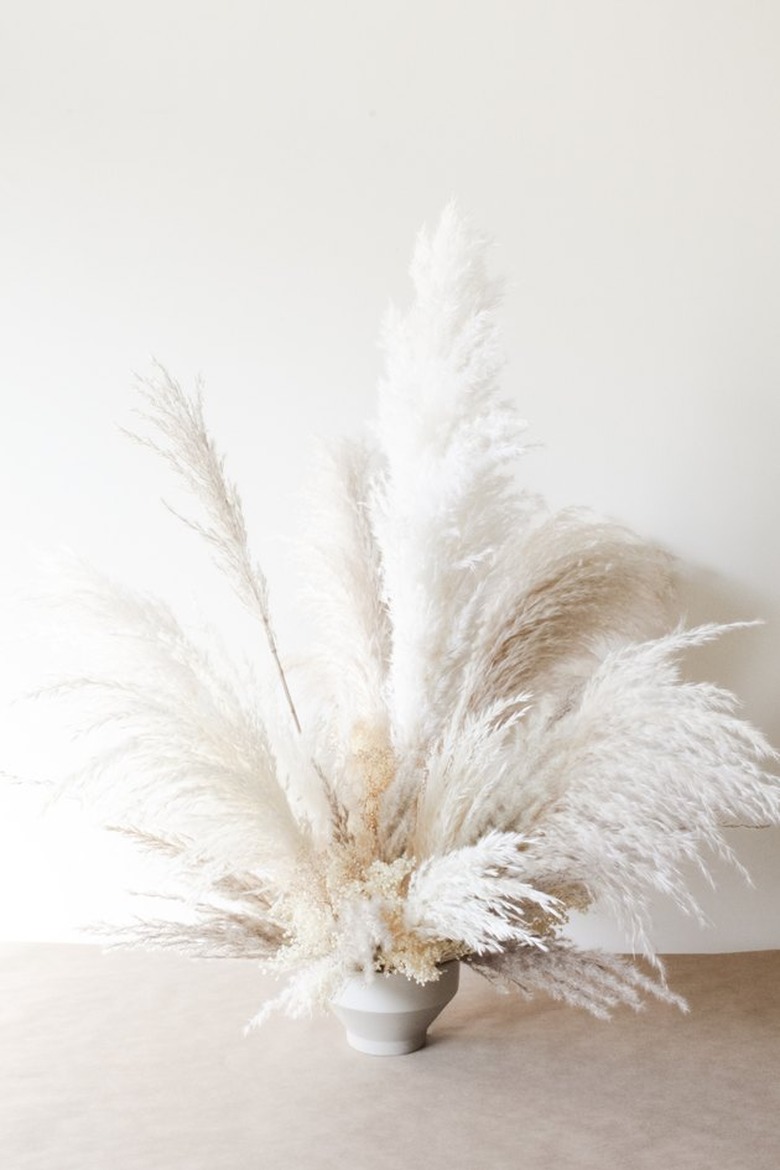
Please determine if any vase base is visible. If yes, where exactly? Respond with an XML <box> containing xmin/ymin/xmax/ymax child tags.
<box><xmin>345</xmin><ymin>1030</ymin><xmax>427</xmax><ymax>1056</ymax></box>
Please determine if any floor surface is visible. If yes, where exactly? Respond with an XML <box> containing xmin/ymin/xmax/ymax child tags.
<box><xmin>2</xmin><ymin>944</ymin><xmax>778</xmax><ymax>1169</ymax></box>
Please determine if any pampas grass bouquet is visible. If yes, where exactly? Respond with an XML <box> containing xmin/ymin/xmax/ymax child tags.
<box><xmin>22</xmin><ymin>205</ymin><xmax>780</xmax><ymax>1032</ymax></box>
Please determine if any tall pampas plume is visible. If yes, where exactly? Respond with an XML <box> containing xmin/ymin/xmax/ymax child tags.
<box><xmin>13</xmin><ymin>205</ymin><xmax>780</xmax><ymax>1030</ymax></box>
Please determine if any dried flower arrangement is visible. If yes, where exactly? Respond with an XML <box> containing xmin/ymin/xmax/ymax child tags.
<box><xmin>35</xmin><ymin>205</ymin><xmax>779</xmax><ymax>1028</ymax></box>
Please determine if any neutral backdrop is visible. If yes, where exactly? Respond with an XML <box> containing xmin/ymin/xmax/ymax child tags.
<box><xmin>1</xmin><ymin>1</ymin><xmax>778</xmax><ymax>950</ymax></box>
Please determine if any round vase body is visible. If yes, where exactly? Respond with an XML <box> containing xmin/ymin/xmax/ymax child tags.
<box><xmin>330</xmin><ymin>961</ymin><xmax>460</xmax><ymax>1055</ymax></box>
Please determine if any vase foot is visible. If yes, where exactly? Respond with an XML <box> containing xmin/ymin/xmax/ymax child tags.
<box><xmin>345</xmin><ymin>1031</ymin><xmax>427</xmax><ymax>1056</ymax></box>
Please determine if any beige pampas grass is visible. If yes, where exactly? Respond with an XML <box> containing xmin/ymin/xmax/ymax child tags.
<box><xmin>19</xmin><ymin>203</ymin><xmax>780</xmax><ymax>1028</ymax></box>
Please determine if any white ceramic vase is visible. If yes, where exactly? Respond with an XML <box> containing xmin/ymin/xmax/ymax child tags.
<box><xmin>330</xmin><ymin>961</ymin><xmax>460</xmax><ymax>1055</ymax></box>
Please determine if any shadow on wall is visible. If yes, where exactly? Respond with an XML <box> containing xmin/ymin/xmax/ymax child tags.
<box><xmin>675</xmin><ymin>561</ymin><xmax>779</xmax><ymax>747</ymax></box>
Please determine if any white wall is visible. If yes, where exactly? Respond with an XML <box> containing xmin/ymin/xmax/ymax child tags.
<box><xmin>1</xmin><ymin>1</ymin><xmax>778</xmax><ymax>950</ymax></box>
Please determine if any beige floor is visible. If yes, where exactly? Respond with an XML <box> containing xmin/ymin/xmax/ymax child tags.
<box><xmin>2</xmin><ymin>943</ymin><xmax>778</xmax><ymax>1169</ymax></box>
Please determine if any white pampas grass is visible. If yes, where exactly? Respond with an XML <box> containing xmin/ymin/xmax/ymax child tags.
<box><xmin>512</xmin><ymin>624</ymin><xmax>778</xmax><ymax>952</ymax></box>
<box><xmin>371</xmin><ymin>204</ymin><xmax>529</xmax><ymax>761</ymax></box>
<box><xmin>404</xmin><ymin>831</ymin><xmax>563</xmax><ymax>954</ymax></box>
<box><xmin>33</xmin><ymin>566</ymin><xmax>307</xmax><ymax>887</ymax></box>
<box><xmin>468</xmin><ymin>942</ymin><xmax>686</xmax><ymax>1018</ymax></box>
<box><xmin>295</xmin><ymin>438</ymin><xmax>391</xmax><ymax>807</ymax></box>
<box><xmin>126</xmin><ymin>365</ymin><xmax>303</xmax><ymax>737</ymax></box>
<box><xmin>17</xmin><ymin>204</ymin><xmax>779</xmax><ymax>1032</ymax></box>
